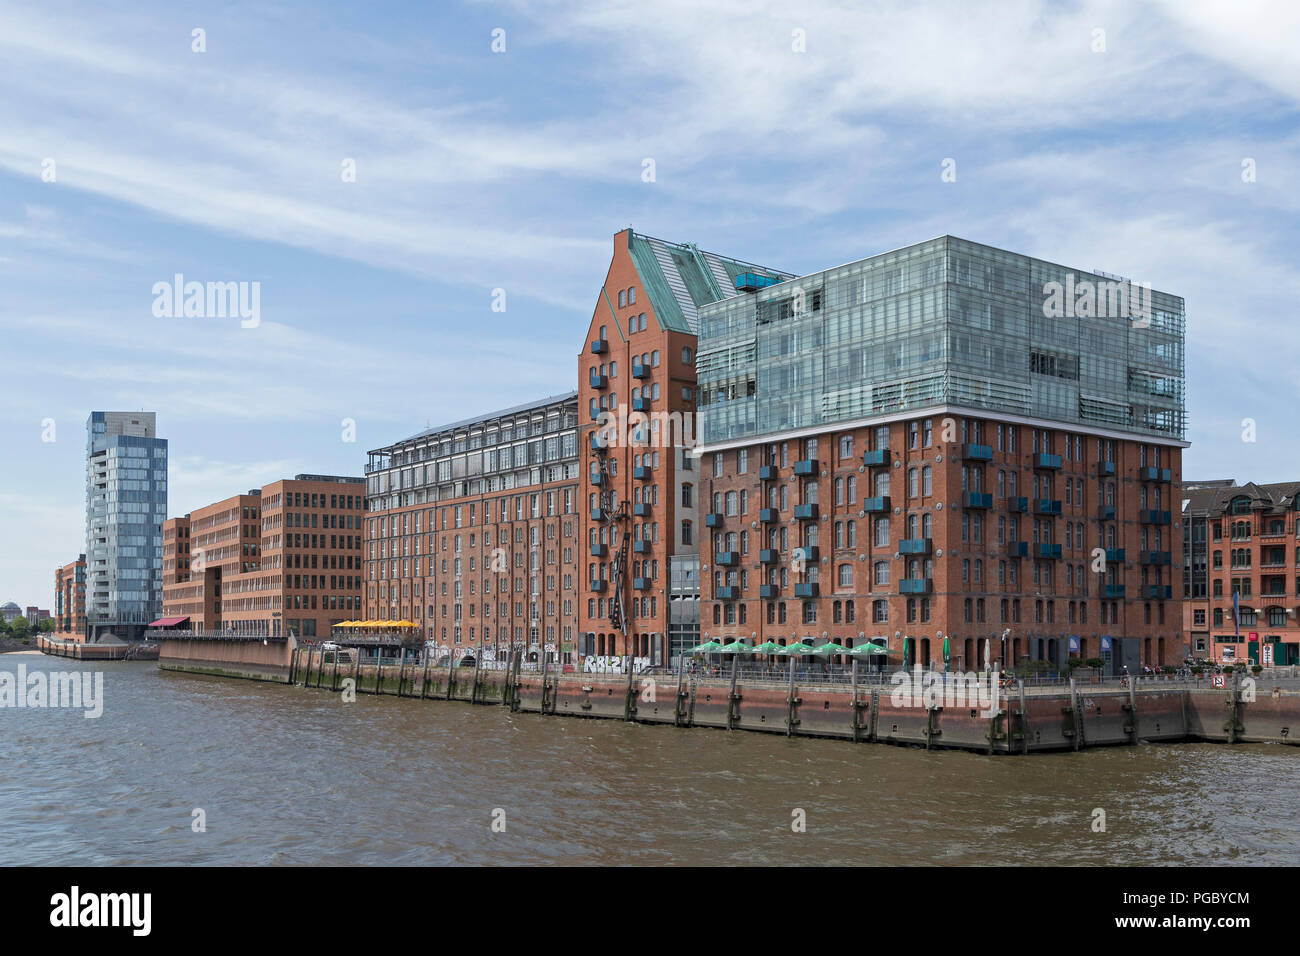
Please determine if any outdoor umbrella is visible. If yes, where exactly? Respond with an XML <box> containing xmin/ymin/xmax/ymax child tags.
<box><xmin>752</xmin><ymin>641</ymin><xmax>784</xmax><ymax>655</ymax></box>
<box><xmin>689</xmin><ymin>640</ymin><xmax>723</xmax><ymax>654</ymax></box>
<box><xmin>943</xmin><ymin>635</ymin><xmax>951</xmax><ymax>672</ymax></box>
<box><xmin>717</xmin><ymin>641</ymin><xmax>750</xmax><ymax>654</ymax></box>
<box><xmin>811</xmin><ymin>642</ymin><xmax>848</xmax><ymax>657</ymax></box>
<box><xmin>850</xmin><ymin>641</ymin><xmax>890</xmax><ymax>657</ymax></box>
<box><xmin>778</xmin><ymin>641</ymin><xmax>812</xmax><ymax>655</ymax></box>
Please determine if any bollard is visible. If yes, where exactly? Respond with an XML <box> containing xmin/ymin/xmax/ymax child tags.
<box><xmin>397</xmin><ymin>655</ymin><xmax>407</xmax><ymax>698</ymax></box>
<box><xmin>352</xmin><ymin>649</ymin><xmax>360</xmax><ymax>695</ymax></box>
<box><xmin>421</xmin><ymin>655</ymin><xmax>431</xmax><ymax>700</ymax></box>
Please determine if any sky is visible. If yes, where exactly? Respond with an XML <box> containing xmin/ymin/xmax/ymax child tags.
<box><xmin>1</xmin><ymin>0</ymin><xmax>1297</xmax><ymax>607</ymax></box>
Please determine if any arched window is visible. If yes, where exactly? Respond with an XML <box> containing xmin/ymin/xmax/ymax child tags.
<box><xmin>838</xmin><ymin>563</ymin><xmax>853</xmax><ymax>588</ymax></box>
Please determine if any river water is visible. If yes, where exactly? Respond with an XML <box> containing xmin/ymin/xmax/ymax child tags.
<box><xmin>2</xmin><ymin>655</ymin><xmax>1297</xmax><ymax>866</ymax></box>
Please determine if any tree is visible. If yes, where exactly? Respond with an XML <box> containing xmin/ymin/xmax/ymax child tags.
<box><xmin>9</xmin><ymin>616</ymin><xmax>29</xmax><ymax>638</ymax></box>
<box><xmin>37</xmin><ymin>618</ymin><xmax>55</xmax><ymax>633</ymax></box>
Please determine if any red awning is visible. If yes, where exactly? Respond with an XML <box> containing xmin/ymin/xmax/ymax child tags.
<box><xmin>147</xmin><ymin>616</ymin><xmax>190</xmax><ymax>627</ymax></box>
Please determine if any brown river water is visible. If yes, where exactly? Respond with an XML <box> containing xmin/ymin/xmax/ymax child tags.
<box><xmin>1</xmin><ymin>656</ymin><xmax>1297</xmax><ymax>865</ymax></box>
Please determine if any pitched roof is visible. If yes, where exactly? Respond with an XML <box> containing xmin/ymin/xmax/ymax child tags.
<box><xmin>626</xmin><ymin>231</ymin><xmax>794</xmax><ymax>335</ymax></box>
<box><xmin>1183</xmin><ymin>479</ymin><xmax>1300</xmax><ymax>515</ymax></box>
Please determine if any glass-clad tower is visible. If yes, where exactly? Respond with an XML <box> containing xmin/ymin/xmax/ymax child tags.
<box><xmin>697</xmin><ymin>236</ymin><xmax>1184</xmax><ymax>444</ymax></box>
<box><xmin>85</xmin><ymin>411</ymin><xmax>168</xmax><ymax>641</ymax></box>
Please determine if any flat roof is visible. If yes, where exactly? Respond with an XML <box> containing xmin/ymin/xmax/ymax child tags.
<box><xmin>372</xmin><ymin>390</ymin><xmax>579</xmax><ymax>454</ymax></box>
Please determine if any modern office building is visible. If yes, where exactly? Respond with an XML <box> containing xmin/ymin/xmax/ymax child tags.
<box><xmin>1182</xmin><ymin>479</ymin><xmax>1300</xmax><ymax>666</ymax></box>
<box><xmin>363</xmin><ymin>394</ymin><xmax>581</xmax><ymax>661</ymax></box>
<box><xmin>54</xmin><ymin>555</ymin><xmax>87</xmax><ymax>638</ymax></box>
<box><xmin>578</xmin><ymin>229</ymin><xmax>793</xmax><ymax>666</ymax></box>
<box><xmin>694</xmin><ymin>236</ymin><xmax>1187</xmax><ymax>673</ymax></box>
<box><xmin>161</xmin><ymin>475</ymin><xmax>364</xmax><ymax>637</ymax></box>
<box><xmin>85</xmin><ymin>411</ymin><xmax>168</xmax><ymax>641</ymax></box>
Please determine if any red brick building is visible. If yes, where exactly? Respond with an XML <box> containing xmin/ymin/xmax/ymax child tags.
<box><xmin>698</xmin><ymin>420</ymin><xmax>1183</xmax><ymax>670</ymax></box>
<box><xmin>363</xmin><ymin>394</ymin><xmax>581</xmax><ymax>661</ymax></box>
<box><xmin>53</xmin><ymin>556</ymin><xmax>86</xmax><ymax>638</ymax></box>
<box><xmin>1182</xmin><ymin>480</ymin><xmax>1300</xmax><ymax>667</ymax></box>
<box><xmin>162</xmin><ymin>475</ymin><xmax>364</xmax><ymax>638</ymax></box>
<box><xmin>578</xmin><ymin>229</ymin><xmax>792</xmax><ymax>664</ymax></box>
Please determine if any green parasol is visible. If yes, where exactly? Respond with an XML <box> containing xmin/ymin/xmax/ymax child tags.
<box><xmin>851</xmin><ymin>641</ymin><xmax>891</xmax><ymax>656</ymax></box>
<box><xmin>752</xmin><ymin>640</ymin><xmax>784</xmax><ymax>655</ymax></box>
<box><xmin>717</xmin><ymin>640</ymin><xmax>750</xmax><ymax>654</ymax></box>
<box><xmin>689</xmin><ymin>640</ymin><xmax>723</xmax><ymax>654</ymax></box>
<box><xmin>779</xmin><ymin>641</ymin><xmax>812</xmax><ymax>655</ymax></box>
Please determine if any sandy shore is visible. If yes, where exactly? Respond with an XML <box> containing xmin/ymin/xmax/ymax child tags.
<box><xmin>0</xmin><ymin>649</ymin><xmax>44</xmax><ymax>656</ymax></box>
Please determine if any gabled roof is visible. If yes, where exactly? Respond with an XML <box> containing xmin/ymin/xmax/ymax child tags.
<box><xmin>626</xmin><ymin>231</ymin><xmax>794</xmax><ymax>335</ymax></box>
<box><xmin>1183</xmin><ymin>479</ymin><xmax>1300</xmax><ymax>516</ymax></box>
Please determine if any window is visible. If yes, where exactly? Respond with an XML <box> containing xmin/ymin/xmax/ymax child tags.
<box><xmin>682</xmin><ymin>347</ymin><xmax>693</xmax><ymax>364</ymax></box>
<box><xmin>838</xmin><ymin>563</ymin><xmax>853</xmax><ymax>588</ymax></box>
<box><xmin>618</xmin><ymin>289</ymin><xmax>625</xmax><ymax>307</ymax></box>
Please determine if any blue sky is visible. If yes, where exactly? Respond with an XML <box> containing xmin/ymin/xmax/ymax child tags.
<box><xmin>1</xmin><ymin>0</ymin><xmax>1298</xmax><ymax>607</ymax></box>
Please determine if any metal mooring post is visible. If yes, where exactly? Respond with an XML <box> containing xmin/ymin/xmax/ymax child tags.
<box><xmin>1068</xmin><ymin>677</ymin><xmax>1082</xmax><ymax>751</ymax></box>
<box><xmin>786</xmin><ymin>656</ymin><xmax>798</xmax><ymax>738</ymax></box>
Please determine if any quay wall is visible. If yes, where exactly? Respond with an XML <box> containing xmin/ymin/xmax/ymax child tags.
<box><xmin>161</xmin><ymin>644</ymin><xmax>1300</xmax><ymax>756</ymax></box>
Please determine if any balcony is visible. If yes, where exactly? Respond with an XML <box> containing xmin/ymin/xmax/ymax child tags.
<box><xmin>715</xmin><ymin>551</ymin><xmax>739</xmax><ymax>567</ymax></box>
<box><xmin>1033</xmin><ymin>453</ymin><xmax>1063</xmax><ymax>470</ymax></box>
<box><xmin>1140</xmin><ymin>509</ymin><xmax>1172</xmax><ymax>525</ymax></box>
<box><xmin>759</xmin><ymin>584</ymin><xmax>780</xmax><ymax>599</ymax></box>
<box><xmin>632</xmin><ymin>396</ymin><xmax>650</xmax><ymax>412</ymax></box>
<box><xmin>1099</xmin><ymin>505</ymin><xmax>1116</xmax><ymax>521</ymax></box>
<box><xmin>1035</xmin><ymin>543</ymin><xmax>1063</xmax><ymax>559</ymax></box>
<box><xmin>704</xmin><ymin>513</ymin><xmax>726</xmax><ymax>530</ymax></box>
<box><xmin>1098</xmin><ymin>460</ymin><xmax>1116</xmax><ymax>477</ymax></box>
<box><xmin>759</xmin><ymin>464</ymin><xmax>779</xmax><ymax>480</ymax></box>
<box><xmin>793</xmin><ymin>546</ymin><xmax>820</xmax><ymax>563</ymax></box>
<box><xmin>793</xmin><ymin>459</ymin><xmax>819</xmax><ymax>476</ymax></box>
<box><xmin>898</xmin><ymin>538</ymin><xmax>932</xmax><ymax>555</ymax></box>
<box><xmin>632</xmin><ymin>362</ymin><xmax>650</xmax><ymax>379</ymax></box>
<box><xmin>863</xmin><ymin>449</ymin><xmax>891</xmax><ymax>468</ymax></box>
<box><xmin>716</xmin><ymin>586</ymin><xmax>739</xmax><ymax>600</ymax></box>
<box><xmin>759</xmin><ymin>549</ymin><xmax>780</xmax><ymax>564</ymax></box>
<box><xmin>591</xmin><ymin>508</ymin><xmax>606</xmax><ymax>522</ymax></box>
<box><xmin>590</xmin><ymin>339</ymin><xmax>608</xmax><ymax>354</ymax></box>
<box><xmin>1007</xmin><ymin>496</ymin><xmax>1029</xmax><ymax>513</ymax></box>
<box><xmin>633</xmin><ymin>502</ymin><xmax>650</xmax><ymax>517</ymax></box>
<box><xmin>963</xmin><ymin>492</ymin><xmax>993</xmax><ymax>509</ymax></box>
<box><xmin>1103</xmin><ymin>584</ymin><xmax>1126</xmax><ymax>599</ymax></box>
<box><xmin>633</xmin><ymin>577</ymin><xmax>651</xmax><ymax>591</ymax></box>
<box><xmin>589</xmin><ymin>543</ymin><xmax>607</xmax><ymax>558</ymax></box>
<box><xmin>900</xmin><ymin>578</ymin><xmax>932</xmax><ymax>594</ymax></box>
<box><xmin>962</xmin><ymin>444</ymin><xmax>993</xmax><ymax>462</ymax></box>
<box><xmin>863</xmin><ymin>495</ymin><xmax>891</xmax><ymax>513</ymax></box>
<box><xmin>1034</xmin><ymin>498</ymin><xmax>1062</xmax><ymax>516</ymax></box>
<box><xmin>759</xmin><ymin>508</ymin><xmax>780</xmax><ymax>523</ymax></box>
<box><xmin>1141</xmin><ymin>550</ymin><xmax>1172</xmax><ymax>566</ymax></box>
<box><xmin>793</xmin><ymin>503</ymin><xmax>819</xmax><ymax>520</ymax></box>
<box><xmin>633</xmin><ymin>465</ymin><xmax>651</xmax><ymax>480</ymax></box>
<box><xmin>1140</xmin><ymin>466</ymin><xmax>1172</xmax><ymax>482</ymax></box>
<box><xmin>1105</xmin><ymin>548</ymin><xmax>1126</xmax><ymax>563</ymax></box>
<box><xmin>1009</xmin><ymin>542</ymin><xmax>1029</xmax><ymax>558</ymax></box>
<box><xmin>589</xmin><ymin>433</ymin><xmax>607</xmax><ymax>452</ymax></box>
<box><xmin>588</xmin><ymin>471</ymin><xmax>602</xmax><ymax>486</ymax></box>
<box><xmin>794</xmin><ymin>582</ymin><xmax>819</xmax><ymax>598</ymax></box>
<box><xmin>1146</xmin><ymin>585</ymin><xmax>1173</xmax><ymax>600</ymax></box>
<box><xmin>633</xmin><ymin>539</ymin><xmax>649</xmax><ymax>554</ymax></box>
<box><xmin>590</xmin><ymin>579</ymin><xmax>608</xmax><ymax>593</ymax></box>
<box><xmin>589</xmin><ymin>372</ymin><xmax>608</xmax><ymax>389</ymax></box>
